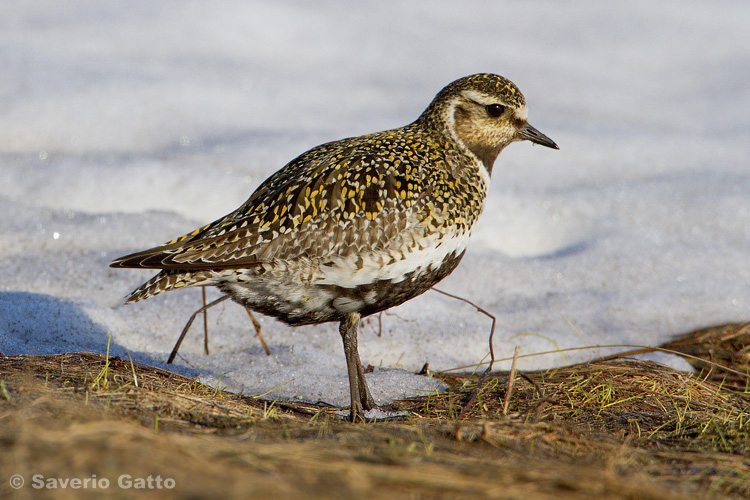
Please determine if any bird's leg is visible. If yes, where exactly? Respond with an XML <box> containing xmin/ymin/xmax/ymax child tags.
<box><xmin>355</xmin><ymin>349</ymin><xmax>376</xmax><ymax>412</ymax></box>
<box><xmin>340</xmin><ymin>313</ymin><xmax>363</xmax><ymax>421</ymax></box>
<box><xmin>339</xmin><ymin>312</ymin><xmax>376</xmax><ymax>421</ymax></box>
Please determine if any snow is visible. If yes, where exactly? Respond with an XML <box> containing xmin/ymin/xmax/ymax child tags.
<box><xmin>1</xmin><ymin>1</ymin><xmax>749</xmax><ymax>407</ymax></box>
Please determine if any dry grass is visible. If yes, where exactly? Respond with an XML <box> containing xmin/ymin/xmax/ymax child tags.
<box><xmin>0</xmin><ymin>322</ymin><xmax>748</xmax><ymax>499</ymax></box>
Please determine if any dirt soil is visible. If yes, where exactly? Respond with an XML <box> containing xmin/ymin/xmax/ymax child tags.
<box><xmin>1</xmin><ymin>322</ymin><xmax>748</xmax><ymax>500</ymax></box>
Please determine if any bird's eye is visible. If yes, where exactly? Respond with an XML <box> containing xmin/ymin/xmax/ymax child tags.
<box><xmin>486</xmin><ymin>104</ymin><xmax>506</xmax><ymax>118</ymax></box>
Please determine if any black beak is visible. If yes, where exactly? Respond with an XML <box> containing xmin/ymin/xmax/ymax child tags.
<box><xmin>517</xmin><ymin>123</ymin><xmax>559</xmax><ymax>149</ymax></box>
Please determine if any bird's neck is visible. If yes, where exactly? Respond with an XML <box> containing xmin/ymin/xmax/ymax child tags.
<box><xmin>414</xmin><ymin>104</ymin><xmax>501</xmax><ymax>181</ymax></box>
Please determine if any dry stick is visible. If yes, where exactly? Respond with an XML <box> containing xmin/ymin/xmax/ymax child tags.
<box><xmin>559</xmin><ymin>311</ymin><xmax>601</xmax><ymax>359</ymax></box>
<box><xmin>199</xmin><ymin>287</ymin><xmax>270</xmax><ymax>356</ymax></box>
<box><xmin>202</xmin><ymin>287</ymin><xmax>210</xmax><ymax>355</ymax></box>
<box><xmin>246</xmin><ymin>308</ymin><xmax>271</xmax><ymax>356</ymax></box>
<box><xmin>168</xmin><ymin>295</ymin><xmax>230</xmax><ymax>364</ymax></box>
<box><xmin>127</xmin><ymin>352</ymin><xmax>139</xmax><ymax>388</ymax></box>
<box><xmin>432</xmin><ymin>288</ymin><xmax>497</xmax><ymax>372</ymax></box>
<box><xmin>171</xmin><ymin>289</ymin><xmax>272</xmax><ymax>361</ymax></box>
<box><xmin>519</xmin><ymin>373</ymin><xmax>543</xmax><ymax>399</ymax></box>
<box><xmin>431</xmin><ymin>288</ymin><xmax>496</xmax><ymax>421</ymax></box>
<box><xmin>441</xmin><ymin>343</ymin><xmax>750</xmax><ymax>387</ymax></box>
<box><xmin>502</xmin><ymin>345</ymin><xmax>520</xmax><ymax>416</ymax></box>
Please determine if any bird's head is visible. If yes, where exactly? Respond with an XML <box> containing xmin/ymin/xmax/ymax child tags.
<box><xmin>421</xmin><ymin>73</ymin><xmax>558</xmax><ymax>174</ymax></box>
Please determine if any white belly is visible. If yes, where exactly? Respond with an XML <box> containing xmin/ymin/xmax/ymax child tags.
<box><xmin>316</xmin><ymin>230</ymin><xmax>472</xmax><ymax>288</ymax></box>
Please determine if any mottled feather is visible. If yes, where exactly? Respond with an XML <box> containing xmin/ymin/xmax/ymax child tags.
<box><xmin>111</xmin><ymin>73</ymin><xmax>558</xmax><ymax>420</ymax></box>
<box><xmin>112</xmin><ymin>73</ymin><xmax>557</xmax><ymax>312</ymax></box>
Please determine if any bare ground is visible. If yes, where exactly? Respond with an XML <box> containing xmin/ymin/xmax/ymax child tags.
<box><xmin>1</xmin><ymin>322</ymin><xmax>748</xmax><ymax>499</ymax></box>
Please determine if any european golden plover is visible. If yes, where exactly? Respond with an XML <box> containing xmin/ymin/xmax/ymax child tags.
<box><xmin>111</xmin><ymin>73</ymin><xmax>558</xmax><ymax>420</ymax></box>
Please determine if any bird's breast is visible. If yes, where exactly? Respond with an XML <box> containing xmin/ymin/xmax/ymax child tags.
<box><xmin>315</xmin><ymin>229</ymin><xmax>472</xmax><ymax>289</ymax></box>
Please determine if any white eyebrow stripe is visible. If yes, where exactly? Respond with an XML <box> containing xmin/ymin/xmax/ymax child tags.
<box><xmin>460</xmin><ymin>90</ymin><xmax>494</xmax><ymax>104</ymax></box>
<box><xmin>514</xmin><ymin>105</ymin><xmax>528</xmax><ymax>121</ymax></box>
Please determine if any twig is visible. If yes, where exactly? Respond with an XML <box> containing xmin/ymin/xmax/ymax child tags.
<box><xmin>502</xmin><ymin>346</ymin><xmax>520</xmax><ymax>415</ymax></box>
<box><xmin>520</xmin><ymin>373</ymin><xmax>543</xmax><ymax>399</ymax></box>
<box><xmin>171</xmin><ymin>290</ymin><xmax>272</xmax><ymax>362</ymax></box>
<box><xmin>127</xmin><ymin>352</ymin><xmax>139</xmax><ymax>388</ymax></box>
<box><xmin>515</xmin><ymin>374</ymin><xmax>553</xmax><ymax>423</ymax></box>
<box><xmin>432</xmin><ymin>288</ymin><xmax>496</xmax><ymax>373</ymax></box>
<box><xmin>202</xmin><ymin>287</ymin><xmax>209</xmax><ymax>355</ymax></box>
<box><xmin>168</xmin><ymin>295</ymin><xmax>230</xmax><ymax>364</ymax></box>
<box><xmin>441</xmin><ymin>344</ymin><xmax>750</xmax><ymax>382</ymax></box>
<box><xmin>432</xmin><ymin>288</ymin><xmax>497</xmax><ymax>420</ymax></box>
<box><xmin>246</xmin><ymin>308</ymin><xmax>271</xmax><ymax>356</ymax></box>
<box><xmin>559</xmin><ymin>312</ymin><xmax>601</xmax><ymax>358</ymax></box>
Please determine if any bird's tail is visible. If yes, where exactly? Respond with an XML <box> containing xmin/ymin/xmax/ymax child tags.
<box><xmin>124</xmin><ymin>270</ymin><xmax>217</xmax><ymax>303</ymax></box>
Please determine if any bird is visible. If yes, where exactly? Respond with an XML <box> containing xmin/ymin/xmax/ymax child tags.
<box><xmin>111</xmin><ymin>73</ymin><xmax>558</xmax><ymax>421</ymax></box>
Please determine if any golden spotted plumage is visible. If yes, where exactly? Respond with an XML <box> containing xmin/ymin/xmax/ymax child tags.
<box><xmin>111</xmin><ymin>73</ymin><xmax>558</xmax><ymax>419</ymax></box>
